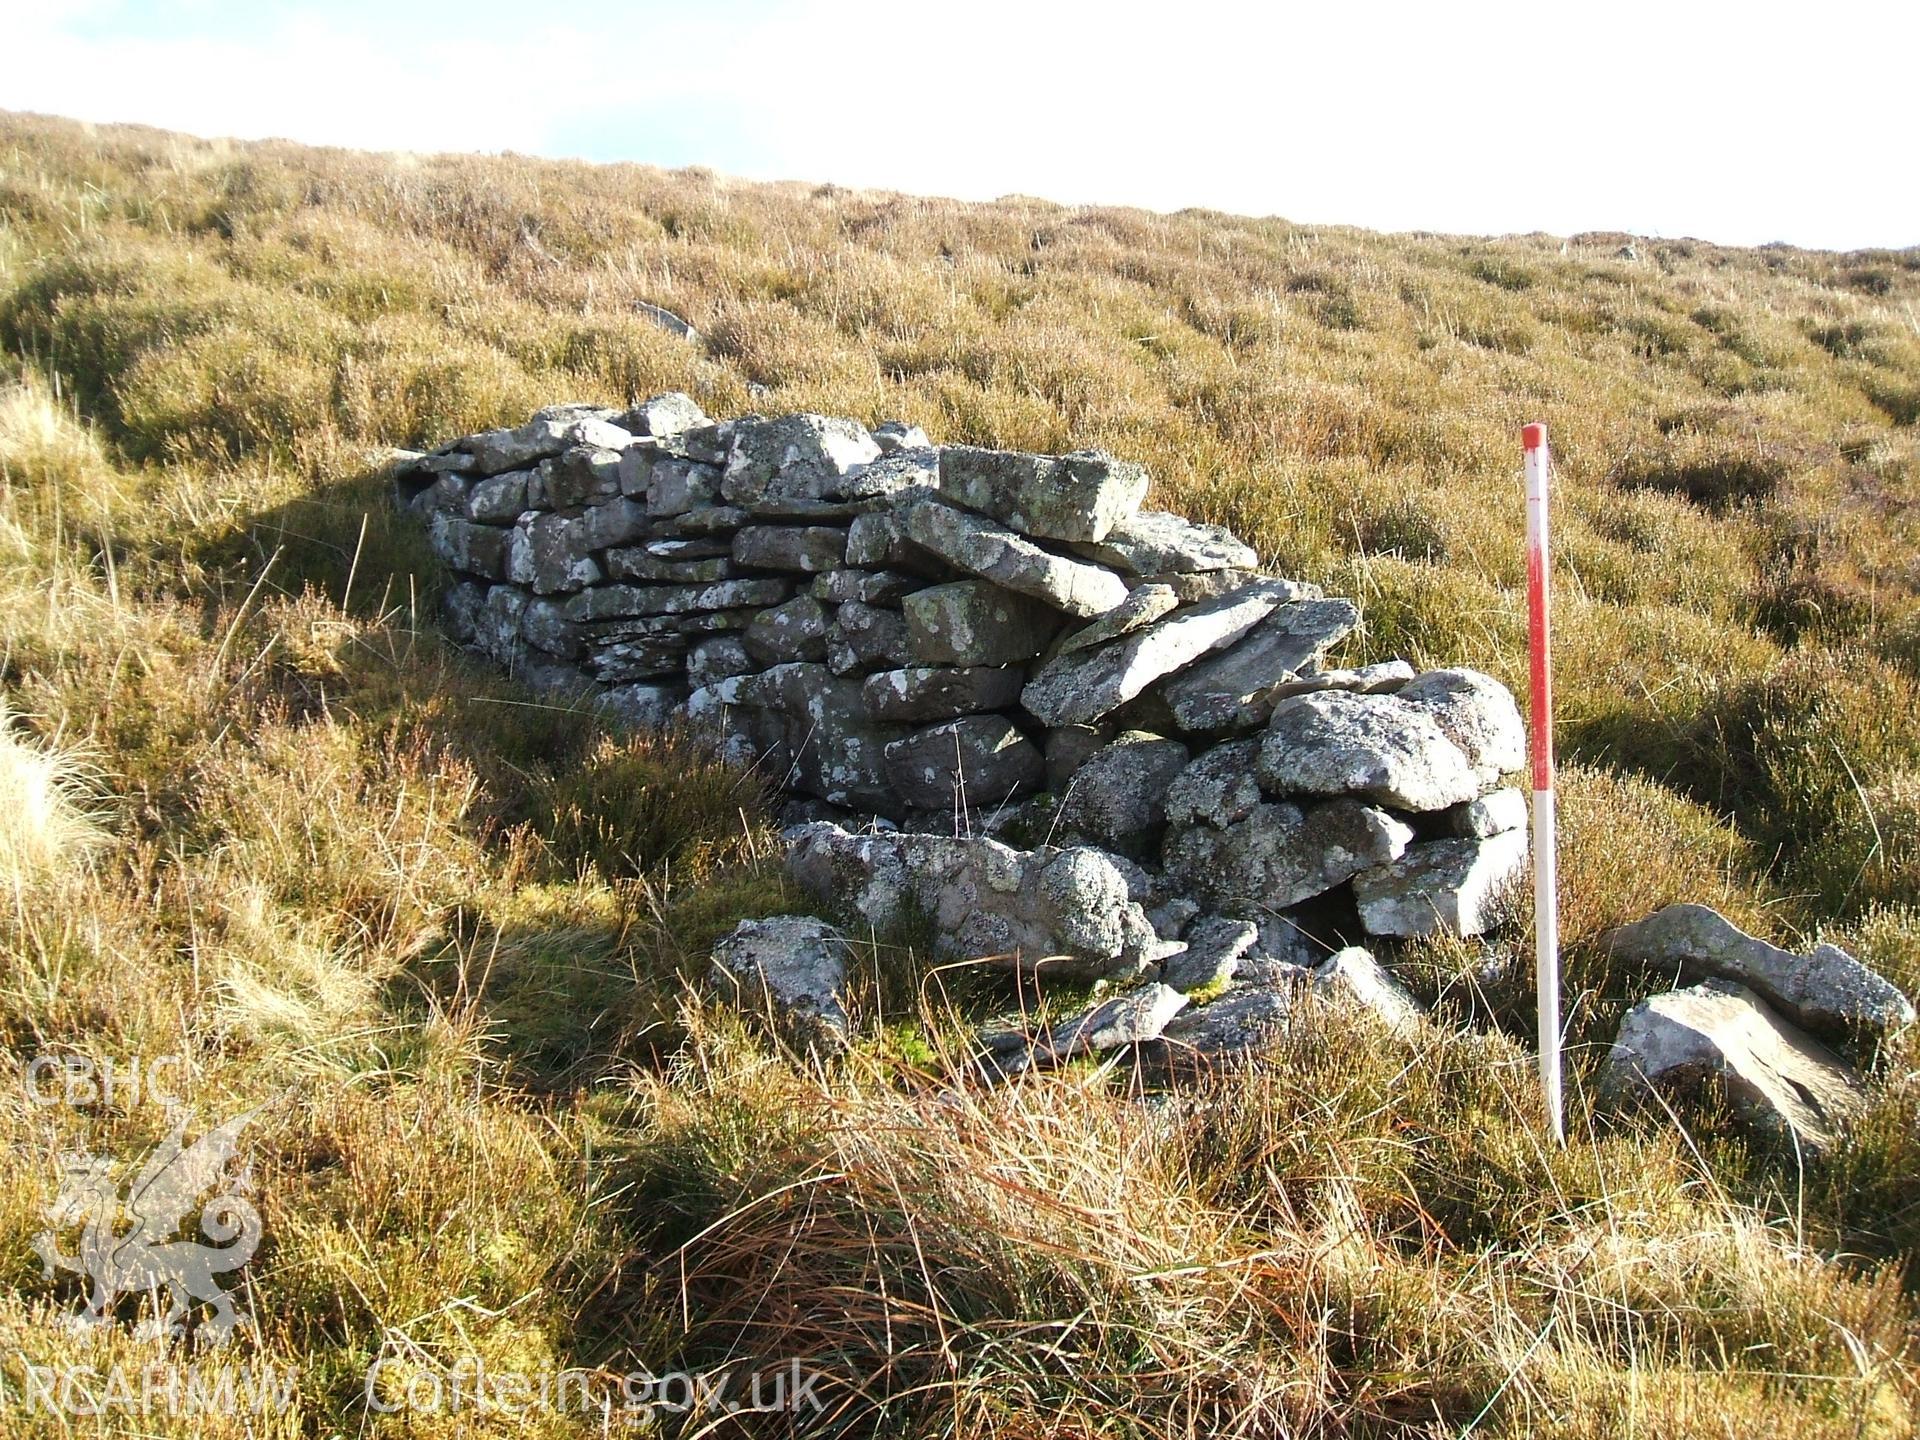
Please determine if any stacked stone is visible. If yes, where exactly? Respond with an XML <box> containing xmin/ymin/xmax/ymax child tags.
<box><xmin>399</xmin><ymin>394</ymin><xmax>1531</xmax><ymax>953</ymax></box>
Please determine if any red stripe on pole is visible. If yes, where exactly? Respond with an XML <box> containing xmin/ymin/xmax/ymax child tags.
<box><xmin>1523</xmin><ymin>421</ymin><xmax>1563</xmax><ymax>1144</ymax></box>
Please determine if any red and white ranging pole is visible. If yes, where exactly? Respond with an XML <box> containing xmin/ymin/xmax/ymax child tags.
<box><xmin>1523</xmin><ymin>422</ymin><xmax>1564</xmax><ymax>1144</ymax></box>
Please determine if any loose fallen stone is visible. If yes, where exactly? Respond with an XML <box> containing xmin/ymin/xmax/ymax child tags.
<box><xmin>1605</xmin><ymin>980</ymin><xmax>1862</xmax><ymax>1154</ymax></box>
<box><xmin>710</xmin><ymin>915</ymin><xmax>853</xmax><ymax>1050</ymax></box>
<box><xmin>1600</xmin><ymin>903</ymin><xmax>1915</xmax><ymax>1040</ymax></box>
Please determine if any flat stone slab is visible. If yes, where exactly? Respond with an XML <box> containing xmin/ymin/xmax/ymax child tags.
<box><xmin>901</xmin><ymin>500</ymin><xmax>1130</xmax><ymax>618</ymax></box>
<box><xmin>1160</xmin><ymin>598</ymin><xmax>1361</xmax><ymax>731</ymax></box>
<box><xmin>1135</xmin><ymin>984</ymin><xmax>1295</xmax><ymax>1081</ymax></box>
<box><xmin>979</xmin><ymin>983</ymin><xmax>1189</xmax><ymax>1079</ymax></box>
<box><xmin>1606</xmin><ymin>980</ymin><xmax>1862</xmax><ymax>1154</ymax></box>
<box><xmin>733</xmin><ymin>524</ymin><xmax>849</xmax><ymax>574</ymax></box>
<box><xmin>1073</xmin><ymin>509</ymin><xmax>1258</xmax><ymax>574</ymax></box>
<box><xmin>1352</xmin><ymin>830</ymin><xmax>1528</xmax><ymax>938</ymax></box>
<box><xmin>566</xmin><ymin>577</ymin><xmax>793</xmax><ymax>620</ymax></box>
<box><xmin>861</xmin><ymin>665</ymin><xmax>1027</xmax><ymax>723</ymax></box>
<box><xmin>1601</xmin><ymin>903</ymin><xmax>1914</xmax><ymax>1040</ymax></box>
<box><xmin>722</xmin><ymin>414</ymin><xmax>882</xmax><ymax>506</ymax></box>
<box><xmin>1161</xmin><ymin>916</ymin><xmax>1260</xmax><ymax>992</ymax></box>
<box><xmin>1049</xmin><ymin>584</ymin><xmax>1180</xmax><ymax>659</ymax></box>
<box><xmin>937</xmin><ymin>445</ymin><xmax>1149</xmax><ymax>543</ymax></box>
<box><xmin>1021</xmin><ymin>579</ymin><xmax>1299</xmax><ymax>727</ymax></box>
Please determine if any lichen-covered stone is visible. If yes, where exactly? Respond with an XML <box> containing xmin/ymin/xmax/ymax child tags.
<box><xmin>937</xmin><ymin>445</ymin><xmax>1149</xmax><ymax>543</ymax></box>
<box><xmin>1055</xmin><ymin>731</ymin><xmax>1190</xmax><ymax>857</ymax></box>
<box><xmin>1258</xmin><ymin>690</ymin><xmax>1481</xmax><ymax>812</ymax></box>
<box><xmin>901</xmin><ymin>499</ymin><xmax>1131</xmax><ymax>618</ymax></box>
<box><xmin>1073</xmin><ymin>509</ymin><xmax>1259</xmax><ymax>574</ymax></box>
<box><xmin>826</xmin><ymin>601</ymin><xmax>914</xmax><ymax>676</ymax></box>
<box><xmin>1351</xmin><ymin>830</ymin><xmax>1528</xmax><ymax>938</ymax></box>
<box><xmin>882</xmin><ymin>715</ymin><xmax>1044</xmax><ymax>810</ymax></box>
<box><xmin>722</xmin><ymin>414</ymin><xmax>882</xmax><ymax>506</ymax></box>
<box><xmin>733</xmin><ymin>524</ymin><xmax>849</xmax><ymax>574</ymax></box>
<box><xmin>1160</xmin><ymin>598</ymin><xmax>1361</xmax><ymax>731</ymax></box>
<box><xmin>1163</xmin><ymin>798</ymin><xmax>1414</xmax><ymax>912</ymax></box>
<box><xmin>903</xmin><ymin>581</ymin><xmax>1063</xmax><ymax>666</ymax></box>
<box><xmin>860</xmin><ymin>665</ymin><xmax>1027</xmax><ymax>724</ymax></box>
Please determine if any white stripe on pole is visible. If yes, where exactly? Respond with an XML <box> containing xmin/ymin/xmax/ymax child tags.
<box><xmin>1523</xmin><ymin>422</ymin><xmax>1564</xmax><ymax>1144</ymax></box>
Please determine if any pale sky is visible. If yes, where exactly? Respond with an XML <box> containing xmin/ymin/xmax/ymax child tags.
<box><xmin>6</xmin><ymin>0</ymin><xmax>1916</xmax><ymax>251</ymax></box>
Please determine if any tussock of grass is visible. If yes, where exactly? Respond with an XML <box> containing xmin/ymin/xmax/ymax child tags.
<box><xmin>0</xmin><ymin>110</ymin><xmax>1915</xmax><ymax>1434</ymax></box>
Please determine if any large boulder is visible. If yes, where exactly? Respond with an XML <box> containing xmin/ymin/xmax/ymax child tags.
<box><xmin>936</xmin><ymin>445</ymin><xmax>1149</xmax><ymax>543</ymax></box>
<box><xmin>1021</xmin><ymin>579</ymin><xmax>1299</xmax><ymax>727</ymax></box>
<box><xmin>710</xmin><ymin>915</ymin><xmax>852</xmax><ymax>1050</ymax></box>
<box><xmin>900</xmin><ymin>500</ymin><xmax>1130</xmax><ymax>618</ymax></box>
<box><xmin>1600</xmin><ymin>904</ymin><xmax>1915</xmax><ymax>1040</ymax></box>
<box><xmin>1351</xmin><ymin>830</ymin><xmax>1528</xmax><ymax>938</ymax></box>
<box><xmin>1605</xmin><ymin>981</ymin><xmax>1862</xmax><ymax>1153</ymax></box>
<box><xmin>1258</xmin><ymin>689</ymin><xmax>1482</xmax><ymax>812</ymax></box>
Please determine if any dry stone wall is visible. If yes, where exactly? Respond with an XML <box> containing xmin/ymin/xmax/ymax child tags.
<box><xmin>395</xmin><ymin>394</ymin><xmax>1534</xmax><ymax>956</ymax></box>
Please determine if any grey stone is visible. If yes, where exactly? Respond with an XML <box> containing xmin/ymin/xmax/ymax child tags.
<box><xmin>732</xmin><ymin>524</ymin><xmax>848</xmax><ymax>574</ymax></box>
<box><xmin>1238</xmin><ymin>917</ymin><xmax>1324</xmax><ymax>980</ymax></box>
<box><xmin>604</xmin><ymin>546</ymin><xmax>737</xmax><ymax>583</ymax></box>
<box><xmin>633</xmin><ymin>301</ymin><xmax>700</xmax><ymax>342</ymax></box>
<box><xmin>566</xmin><ymin>577</ymin><xmax>792</xmax><ymax>621</ymax></box>
<box><xmin>407</xmin><ymin>471</ymin><xmax>470</xmax><ymax>519</ymax></box>
<box><xmin>766</xmin><ymin>667</ymin><xmax>909</xmax><ymax>816</ymax></box>
<box><xmin>577</xmin><ymin>495</ymin><xmax>651</xmax><ymax>550</ymax></box>
<box><xmin>1605</xmin><ymin>981</ymin><xmax>1862</xmax><ymax>1154</ymax></box>
<box><xmin>618</xmin><ymin>392</ymin><xmax>709</xmax><ymax>438</ymax></box>
<box><xmin>838</xmin><ymin>448</ymin><xmax>939</xmax><ymax>501</ymax></box>
<box><xmin>520</xmin><ymin>597</ymin><xmax>584</xmax><ymax>658</ymax></box>
<box><xmin>1073</xmin><ymin>510</ymin><xmax>1258</xmax><ymax>574</ymax></box>
<box><xmin>1136</xmin><ymin>985</ymin><xmax>1295</xmax><ymax>1079</ymax></box>
<box><xmin>1049</xmin><ymin>584</ymin><xmax>1180</xmax><ymax>659</ymax></box>
<box><xmin>983</xmin><ymin>984</ymin><xmax>1189</xmax><ymax>1078</ymax></box>
<box><xmin>872</xmin><ymin>420</ymin><xmax>931</xmax><ymax>453</ymax></box>
<box><xmin>1352</xmin><ymin>830</ymin><xmax>1529</xmax><ymax>938</ymax></box>
<box><xmin>587</xmin><ymin>633</ymin><xmax>690</xmax><ymax>681</ymax></box>
<box><xmin>1021</xmin><ymin>579</ymin><xmax>1297</xmax><ymax>727</ymax></box>
<box><xmin>465</xmin><ymin>469</ymin><xmax>531</xmax><ymax>523</ymax></box>
<box><xmin>428</xmin><ymin>513</ymin><xmax>511</xmax><ymax>579</ymax></box>
<box><xmin>883</xmin><ymin>716</ymin><xmax>1044</xmax><ymax>810</ymax></box>
<box><xmin>1445</xmin><ymin>787</ymin><xmax>1530</xmax><ymax>839</ymax></box>
<box><xmin>936</xmin><ymin>445</ymin><xmax>1149</xmax><ymax>543</ymax></box>
<box><xmin>1600</xmin><ymin>904</ymin><xmax>1915</xmax><ymax>1040</ymax></box>
<box><xmin>538</xmin><ymin>446</ymin><xmax>624</xmax><ymax>508</ymax></box>
<box><xmin>844</xmin><ymin>508</ymin><xmax>920</xmax><ymax>571</ymax></box>
<box><xmin>1146</xmin><ymin>897</ymin><xmax>1202</xmax><ymax>942</ymax></box>
<box><xmin>1313</xmin><ymin>947</ymin><xmax>1423</xmax><ymax>1035</ymax></box>
<box><xmin>826</xmin><ymin>602</ymin><xmax>914</xmax><ymax>676</ymax></box>
<box><xmin>1267</xmin><ymin>660</ymin><xmax>1417</xmax><ymax>701</ymax></box>
<box><xmin>476</xmin><ymin>584</ymin><xmax>528</xmax><ymax>665</ymax></box>
<box><xmin>812</xmin><ymin>568</ymin><xmax>921</xmax><ymax>606</ymax></box>
<box><xmin>507</xmin><ymin>511</ymin><xmax>602</xmax><ymax>594</ymax></box>
<box><xmin>1159</xmin><ymin>598</ymin><xmax>1362</xmax><ymax>731</ymax></box>
<box><xmin>901</xmin><ymin>500</ymin><xmax>1131</xmax><ymax>618</ymax></box>
<box><xmin>783</xmin><ymin>823</ymin><xmax>1159</xmax><ymax>982</ymax></box>
<box><xmin>1145</xmin><ymin>570</ymin><xmax>1316</xmax><ymax>606</ymax></box>
<box><xmin>722</xmin><ymin>414</ymin><xmax>882</xmax><ymax>506</ymax></box>
<box><xmin>903</xmin><ymin>581</ymin><xmax>1064</xmax><ymax>666</ymax></box>
<box><xmin>744</xmin><ymin>595</ymin><xmax>834</xmax><ymax>666</ymax></box>
<box><xmin>1258</xmin><ymin>690</ymin><xmax>1481</xmax><ymax>812</ymax></box>
<box><xmin>1163</xmin><ymin>798</ymin><xmax>1414</xmax><ymax>912</ymax></box>
<box><xmin>686</xmin><ymin>635</ymin><xmax>756</xmax><ymax>688</ymax></box>
<box><xmin>646</xmin><ymin>457</ymin><xmax>725</xmax><ymax>517</ymax></box>
<box><xmin>1162</xmin><ymin>916</ymin><xmax>1260</xmax><ymax>992</ymax></box>
<box><xmin>1162</xmin><ymin>739</ymin><xmax>1264</xmax><ymax>828</ymax></box>
<box><xmin>710</xmin><ymin>915</ymin><xmax>851</xmax><ymax>1049</ymax></box>
<box><xmin>1044</xmin><ymin>723</ymin><xmax>1115</xmax><ymax>792</ymax></box>
<box><xmin>663</xmin><ymin>505</ymin><xmax>751</xmax><ymax>536</ymax></box>
<box><xmin>586</xmin><ymin>609</ymin><xmax>758</xmax><ymax>640</ymax></box>
<box><xmin>861</xmin><ymin>665</ymin><xmax>1027</xmax><ymax>724</ymax></box>
<box><xmin>458</xmin><ymin>414</ymin><xmax>631</xmax><ymax>476</ymax></box>
<box><xmin>598</xmin><ymin>681</ymin><xmax>687</xmax><ymax>730</ymax></box>
<box><xmin>1397</xmin><ymin>668</ymin><xmax>1527</xmax><ymax>787</ymax></box>
<box><xmin>441</xmin><ymin>578</ymin><xmax>488</xmax><ymax>645</ymax></box>
<box><xmin>1056</xmin><ymin>731</ymin><xmax>1190</xmax><ymax>856</ymax></box>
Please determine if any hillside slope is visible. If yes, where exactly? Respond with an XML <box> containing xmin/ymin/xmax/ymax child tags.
<box><xmin>0</xmin><ymin>111</ymin><xmax>1916</xmax><ymax>1435</ymax></box>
